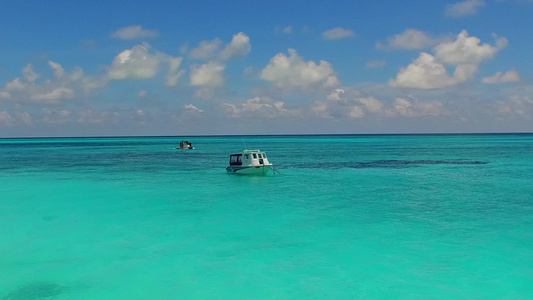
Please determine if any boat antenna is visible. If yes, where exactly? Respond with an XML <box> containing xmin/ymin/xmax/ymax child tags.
<box><xmin>242</xmin><ymin>137</ymin><xmax>248</xmax><ymax>150</ymax></box>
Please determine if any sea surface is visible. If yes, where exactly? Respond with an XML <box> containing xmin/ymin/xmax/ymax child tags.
<box><xmin>1</xmin><ymin>134</ymin><xmax>532</xmax><ymax>299</ymax></box>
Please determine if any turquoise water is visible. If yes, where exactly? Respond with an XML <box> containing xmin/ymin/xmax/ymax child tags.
<box><xmin>1</xmin><ymin>134</ymin><xmax>532</xmax><ymax>299</ymax></box>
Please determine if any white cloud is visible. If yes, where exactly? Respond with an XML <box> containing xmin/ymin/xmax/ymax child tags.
<box><xmin>184</xmin><ymin>104</ymin><xmax>204</xmax><ymax>113</ymax></box>
<box><xmin>0</xmin><ymin>91</ymin><xmax>10</xmax><ymax>99</ymax></box>
<box><xmin>1</xmin><ymin>62</ymin><xmax>108</xmax><ymax>103</ymax></box>
<box><xmin>190</xmin><ymin>61</ymin><xmax>225</xmax><ymax>87</ymax></box>
<box><xmin>434</xmin><ymin>30</ymin><xmax>507</xmax><ymax>65</ymax></box>
<box><xmin>327</xmin><ymin>89</ymin><xmax>345</xmax><ymax>101</ymax></box>
<box><xmin>165</xmin><ymin>57</ymin><xmax>186</xmax><ymax>87</ymax></box>
<box><xmin>0</xmin><ymin>111</ymin><xmax>33</xmax><ymax>126</ymax></box>
<box><xmin>260</xmin><ymin>49</ymin><xmax>340</xmax><ymax>90</ymax></box>
<box><xmin>31</xmin><ymin>87</ymin><xmax>75</xmax><ymax>101</ymax></box>
<box><xmin>220</xmin><ymin>32</ymin><xmax>251</xmax><ymax>60</ymax></box>
<box><xmin>321</xmin><ymin>27</ymin><xmax>356</xmax><ymax>40</ymax></box>
<box><xmin>108</xmin><ymin>43</ymin><xmax>161</xmax><ymax>80</ymax></box>
<box><xmin>390</xmin><ymin>30</ymin><xmax>508</xmax><ymax>89</ymax></box>
<box><xmin>366</xmin><ymin>60</ymin><xmax>386</xmax><ymax>68</ymax></box>
<box><xmin>189</xmin><ymin>32</ymin><xmax>251</xmax><ymax>61</ymax></box>
<box><xmin>314</xmin><ymin>89</ymin><xmax>444</xmax><ymax>119</ymax></box>
<box><xmin>482</xmin><ymin>70</ymin><xmax>521</xmax><ymax>84</ymax></box>
<box><xmin>377</xmin><ymin>29</ymin><xmax>449</xmax><ymax>50</ymax></box>
<box><xmin>111</xmin><ymin>25</ymin><xmax>159</xmax><ymax>40</ymax></box>
<box><xmin>23</xmin><ymin>64</ymin><xmax>39</xmax><ymax>83</ymax></box>
<box><xmin>493</xmin><ymin>95</ymin><xmax>533</xmax><ymax>117</ymax></box>
<box><xmin>389</xmin><ymin>53</ymin><xmax>459</xmax><ymax>89</ymax></box>
<box><xmin>108</xmin><ymin>43</ymin><xmax>184</xmax><ymax>85</ymax></box>
<box><xmin>314</xmin><ymin>89</ymin><xmax>383</xmax><ymax>119</ymax></box>
<box><xmin>48</xmin><ymin>61</ymin><xmax>65</xmax><ymax>78</ymax></box>
<box><xmin>445</xmin><ymin>0</ymin><xmax>485</xmax><ymax>17</ymax></box>
<box><xmin>390</xmin><ymin>97</ymin><xmax>444</xmax><ymax>117</ymax></box>
<box><xmin>358</xmin><ymin>97</ymin><xmax>385</xmax><ymax>113</ymax></box>
<box><xmin>223</xmin><ymin>96</ymin><xmax>300</xmax><ymax>118</ymax></box>
<box><xmin>5</xmin><ymin>78</ymin><xmax>26</xmax><ymax>91</ymax></box>
<box><xmin>189</xmin><ymin>38</ymin><xmax>223</xmax><ymax>60</ymax></box>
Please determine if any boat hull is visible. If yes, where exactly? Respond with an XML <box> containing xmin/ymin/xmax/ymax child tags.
<box><xmin>226</xmin><ymin>165</ymin><xmax>272</xmax><ymax>175</ymax></box>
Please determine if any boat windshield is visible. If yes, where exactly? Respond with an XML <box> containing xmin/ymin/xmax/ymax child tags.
<box><xmin>229</xmin><ymin>154</ymin><xmax>242</xmax><ymax>165</ymax></box>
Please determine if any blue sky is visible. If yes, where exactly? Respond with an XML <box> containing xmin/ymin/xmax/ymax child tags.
<box><xmin>1</xmin><ymin>0</ymin><xmax>532</xmax><ymax>137</ymax></box>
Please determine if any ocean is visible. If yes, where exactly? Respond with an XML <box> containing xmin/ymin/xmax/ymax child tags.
<box><xmin>1</xmin><ymin>134</ymin><xmax>532</xmax><ymax>299</ymax></box>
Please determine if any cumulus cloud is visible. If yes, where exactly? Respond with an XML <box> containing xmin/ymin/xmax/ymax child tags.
<box><xmin>314</xmin><ymin>89</ymin><xmax>371</xmax><ymax>118</ymax></box>
<box><xmin>434</xmin><ymin>31</ymin><xmax>507</xmax><ymax>65</ymax></box>
<box><xmin>108</xmin><ymin>43</ymin><xmax>185</xmax><ymax>86</ymax></box>
<box><xmin>1</xmin><ymin>62</ymin><xmax>108</xmax><ymax>104</ymax></box>
<box><xmin>220</xmin><ymin>32</ymin><xmax>251</xmax><ymax>60</ymax></box>
<box><xmin>391</xmin><ymin>97</ymin><xmax>444</xmax><ymax>117</ymax></box>
<box><xmin>260</xmin><ymin>49</ymin><xmax>340</xmax><ymax>90</ymax></box>
<box><xmin>111</xmin><ymin>25</ymin><xmax>159</xmax><ymax>40</ymax></box>
<box><xmin>389</xmin><ymin>53</ymin><xmax>459</xmax><ymax>89</ymax></box>
<box><xmin>321</xmin><ymin>27</ymin><xmax>356</xmax><ymax>40</ymax></box>
<box><xmin>223</xmin><ymin>96</ymin><xmax>300</xmax><ymax>119</ymax></box>
<box><xmin>108</xmin><ymin>43</ymin><xmax>161</xmax><ymax>80</ymax></box>
<box><xmin>445</xmin><ymin>0</ymin><xmax>485</xmax><ymax>17</ymax></box>
<box><xmin>313</xmin><ymin>89</ymin><xmax>444</xmax><ymax>119</ymax></box>
<box><xmin>377</xmin><ymin>29</ymin><xmax>449</xmax><ymax>50</ymax></box>
<box><xmin>482</xmin><ymin>70</ymin><xmax>521</xmax><ymax>84</ymax></box>
<box><xmin>189</xmin><ymin>38</ymin><xmax>223</xmax><ymax>60</ymax></box>
<box><xmin>390</xmin><ymin>30</ymin><xmax>507</xmax><ymax>89</ymax></box>
<box><xmin>314</xmin><ymin>89</ymin><xmax>381</xmax><ymax>119</ymax></box>
<box><xmin>23</xmin><ymin>64</ymin><xmax>39</xmax><ymax>83</ymax></box>
<box><xmin>0</xmin><ymin>91</ymin><xmax>10</xmax><ymax>99</ymax></box>
<box><xmin>190</xmin><ymin>61</ymin><xmax>225</xmax><ymax>87</ymax></box>
<box><xmin>48</xmin><ymin>61</ymin><xmax>65</xmax><ymax>78</ymax></box>
<box><xmin>189</xmin><ymin>32</ymin><xmax>251</xmax><ymax>61</ymax></box>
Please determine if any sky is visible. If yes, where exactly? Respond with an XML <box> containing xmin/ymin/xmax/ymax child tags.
<box><xmin>0</xmin><ymin>0</ymin><xmax>532</xmax><ymax>137</ymax></box>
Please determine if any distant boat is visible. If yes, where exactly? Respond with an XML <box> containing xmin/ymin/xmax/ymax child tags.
<box><xmin>176</xmin><ymin>140</ymin><xmax>194</xmax><ymax>150</ymax></box>
<box><xmin>225</xmin><ymin>149</ymin><xmax>273</xmax><ymax>175</ymax></box>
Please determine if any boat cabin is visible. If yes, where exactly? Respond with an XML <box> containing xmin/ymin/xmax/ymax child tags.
<box><xmin>228</xmin><ymin>150</ymin><xmax>270</xmax><ymax>167</ymax></box>
<box><xmin>178</xmin><ymin>140</ymin><xmax>193</xmax><ymax>149</ymax></box>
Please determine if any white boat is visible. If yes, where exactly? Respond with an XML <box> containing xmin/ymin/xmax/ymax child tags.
<box><xmin>226</xmin><ymin>149</ymin><xmax>273</xmax><ymax>175</ymax></box>
<box><xmin>176</xmin><ymin>140</ymin><xmax>194</xmax><ymax>150</ymax></box>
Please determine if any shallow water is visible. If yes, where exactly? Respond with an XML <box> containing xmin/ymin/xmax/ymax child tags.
<box><xmin>1</xmin><ymin>134</ymin><xmax>532</xmax><ymax>299</ymax></box>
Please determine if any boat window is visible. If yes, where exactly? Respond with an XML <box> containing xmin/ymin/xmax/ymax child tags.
<box><xmin>230</xmin><ymin>154</ymin><xmax>242</xmax><ymax>165</ymax></box>
<box><xmin>262</xmin><ymin>153</ymin><xmax>267</xmax><ymax>158</ymax></box>
<box><xmin>257</xmin><ymin>153</ymin><xmax>262</xmax><ymax>158</ymax></box>
<box><xmin>244</xmin><ymin>154</ymin><xmax>249</xmax><ymax>159</ymax></box>
<box><xmin>253</xmin><ymin>154</ymin><xmax>257</xmax><ymax>159</ymax></box>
